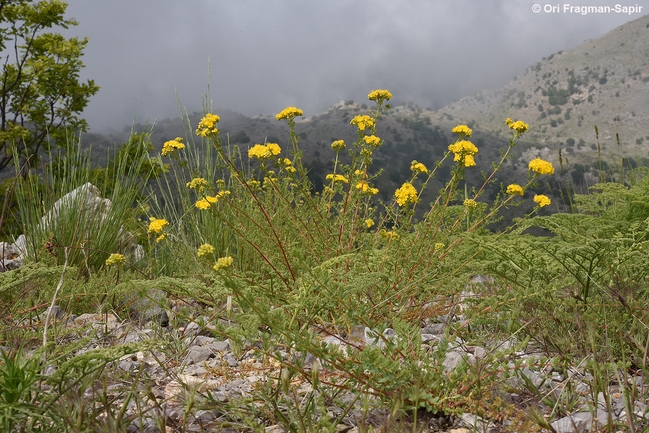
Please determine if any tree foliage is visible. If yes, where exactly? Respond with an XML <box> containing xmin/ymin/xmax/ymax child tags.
<box><xmin>0</xmin><ymin>0</ymin><xmax>98</xmax><ymax>173</ymax></box>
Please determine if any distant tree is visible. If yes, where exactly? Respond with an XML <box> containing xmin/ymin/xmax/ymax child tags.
<box><xmin>547</xmin><ymin>86</ymin><xmax>569</xmax><ymax>106</ymax></box>
<box><xmin>0</xmin><ymin>0</ymin><xmax>99</xmax><ymax>174</ymax></box>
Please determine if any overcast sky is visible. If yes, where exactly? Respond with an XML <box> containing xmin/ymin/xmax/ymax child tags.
<box><xmin>62</xmin><ymin>0</ymin><xmax>648</xmax><ymax>133</ymax></box>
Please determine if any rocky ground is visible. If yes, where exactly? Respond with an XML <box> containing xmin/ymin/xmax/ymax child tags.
<box><xmin>22</xmin><ymin>291</ymin><xmax>648</xmax><ymax>433</ymax></box>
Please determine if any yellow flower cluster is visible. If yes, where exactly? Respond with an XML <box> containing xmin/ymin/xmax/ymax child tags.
<box><xmin>355</xmin><ymin>181</ymin><xmax>378</xmax><ymax>195</ymax></box>
<box><xmin>434</xmin><ymin>242</ymin><xmax>445</xmax><ymax>252</ymax></box>
<box><xmin>267</xmin><ymin>143</ymin><xmax>281</xmax><ymax>155</ymax></box>
<box><xmin>186</xmin><ymin>177</ymin><xmax>209</xmax><ymax>193</ymax></box>
<box><xmin>534</xmin><ymin>194</ymin><xmax>551</xmax><ymax>207</ymax></box>
<box><xmin>248</xmin><ymin>143</ymin><xmax>282</xmax><ymax>159</ymax></box>
<box><xmin>162</xmin><ymin>137</ymin><xmax>185</xmax><ymax>156</ymax></box>
<box><xmin>448</xmin><ymin>140</ymin><xmax>478</xmax><ymax>167</ymax></box>
<box><xmin>326</xmin><ymin>173</ymin><xmax>349</xmax><ymax>183</ymax></box>
<box><xmin>505</xmin><ymin>118</ymin><xmax>529</xmax><ymax>134</ymax></box>
<box><xmin>380</xmin><ymin>229</ymin><xmax>400</xmax><ymax>240</ymax></box>
<box><xmin>350</xmin><ymin>115</ymin><xmax>375</xmax><ymax>131</ymax></box>
<box><xmin>368</xmin><ymin>89</ymin><xmax>392</xmax><ymax>101</ymax></box>
<box><xmin>394</xmin><ymin>182</ymin><xmax>418</xmax><ymax>206</ymax></box>
<box><xmin>331</xmin><ymin>140</ymin><xmax>346</xmax><ymax>151</ymax></box>
<box><xmin>197</xmin><ymin>243</ymin><xmax>215</xmax><ymax>257</ymax></box>
<box><xmin>196</xmin><ymin>113</ymin><xmax>220</xmax><ymax>137</ymax></box>
<box><xmin>195</xmin><ymin>191</ymin><xmax>231</xmax><ymax>210</ymax></box>
<box><xmin>213</xmin><ymin>256</ymin><xmax>233</xmax><ymax>270</ymax></box>
<box><xmin>105</xmin><ymin>253</ymin><xmax>124</xmax><ymax>266</ymax></box>
<box><xmin>464</xmin><ymin>199</ymin><xmax>478</xmax><ymax>210</ymax></box>
<box><xmin>276</xmin><ymin>106</ymin><xmax>303</xmax><ymax>121</ymax></box>
<box><xmin>280</xmin><ymin>158</ymin><xmax>296</xmax><ymax>173</ymax></box>
<box><xmin>506</xmin><ymin>184</ymin><xmax>524</xmax><ymax>196</ymax></box>
<box><xmin>148</xmin><ymin>217</ymin><xmax>168</xmax><ymax>234</ymax></box>
<box><xmin>452</xmin><ymin>124</ymin><xmax>472</xmax><ymax>138</ymax></box>
<box><xmin>528</xmin><ymin>158</ymin><xmax>554</xmax><ymax>175</ymax></box>
<box><xmin>363</xmin><ymin>135</ymin><xmax>381</xmax><ymax>147</ymax></box>
<box><xmin>364</xmin><ymin>219</ymin><xmax>375</xmax><ymax>228</ymax></box>
<box><xmin>410</xmin><ymin>161</ymin><xmax>428</xmax><ymax>174</ymax></box>
<box><xmin>195</xmin><ymin>195</ymin><xmax>217</xmax><ymax>210</ymax></box>
<box><xmin>247</xmin><ymin>179</ymin><xmax>261</xmax><ymax>190</ymax></box>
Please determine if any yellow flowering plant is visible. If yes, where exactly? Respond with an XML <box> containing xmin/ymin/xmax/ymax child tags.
<box><xmin>195</xmin><ymin>113</ymin><xmax>220</xmax><ymax>138</ymax></box>
<box><xmin>149</xmin><ymin>87</ymin><xmax>565</xmax><ymax>419</ymax></box>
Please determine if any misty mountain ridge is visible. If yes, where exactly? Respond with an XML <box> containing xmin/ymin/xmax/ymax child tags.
<box><xmin>423</xmin><ymin>13</ymin><xmax>649</xmax><ymax>168</ymax></box>
<box><xmin>78</xmin><ymin>13</ymin><xmax>649</xmax><ymax>202</ymax></box>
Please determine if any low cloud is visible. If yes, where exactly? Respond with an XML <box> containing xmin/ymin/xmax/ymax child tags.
<box><xmin>63</xmin><ymin>0</ymin><xmax>646</xmax><ymax>132</ymax></box>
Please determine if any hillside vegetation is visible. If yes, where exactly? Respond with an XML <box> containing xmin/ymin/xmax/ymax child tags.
<box><xmin>0</xmin><ymin>87</ymin><xmax>648</xmax><ymax>432</ymax></box>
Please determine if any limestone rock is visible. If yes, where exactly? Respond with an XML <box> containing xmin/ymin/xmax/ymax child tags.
<box><xmin>0</xmin><ymin>183</ymin><xmax>144</xmax><ymax>272</ymax></box>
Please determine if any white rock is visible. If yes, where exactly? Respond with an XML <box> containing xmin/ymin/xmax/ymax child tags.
<box><xmin>550</xmin><ymin>410</ymin><xmax>607</xmax><ymax>433</ymax></box>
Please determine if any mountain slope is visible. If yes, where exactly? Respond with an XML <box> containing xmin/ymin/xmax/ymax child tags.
<box><xmin>422</xmin><ymin>13</ymin><xmax>649</xmax><ymax>166</ymax></box>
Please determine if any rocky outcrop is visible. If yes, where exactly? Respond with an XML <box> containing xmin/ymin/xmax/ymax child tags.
<box><xmin>0</xmin><ymin>183</ymin><xmax>143</xmax><ymax>272</ymax></box>
<box><xmin>0</xmin><ymin>241</ymin><xmax>22</xmax><ymax>271</ymax></box>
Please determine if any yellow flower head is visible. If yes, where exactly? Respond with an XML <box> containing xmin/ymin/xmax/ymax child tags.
<box><xmin>197</xmin><ymin>243</ymin><xmax>215</xmax><ymax>257</ymax></box>
<box><xmin>276</xmin><ymin>106</ymin><xmax>304</xmax><ymax>121</ymax></box>
<box><xmin>364</xmin><ymin>219</ymin><xmax>375</xmax><ymax>228</ymax></box>
<box><xmin>452</xmin><ymin>124</ymin><xmax>473</xmax><ymax>138</ymax></box>
<box><xmin>464</xmin><ymin>199</ymin><xmax>478</xmax><ymax>210</ymax></box>
<box><xmin>186</xmin><ymin>177</ymin><xmax>209</xmax><ymax>193</ymax></box>
<box><xmin>248</xmin><ymin>144</ymin><xmax>271</xmax><ymax>159</ymax></box>
<box><xmin>380</xmin><ymin>229</ymin><xmax>400</xmax><ymax>240</ymax></box>
<box><xmin>448</xmin><ymin>139</ymin><xmax>478</xmax><ymax>167</ymax></box>
<box><xmin>195</xmin><ymin>195</ymin><xmax>218</xmax><ymax>210</ymax></box>
<box><xmin>463</xmin><ymin>154</ymin><xmax>476</xmax><ymax>167</ymax></box>
<box><xmin>196</xmin><ymin>113</ymin><xmax>221</xmax><ymax>137</ymax></box>
<box><xmin>534</xmin><ymin>194</ymin><xmax>551</xmax><ymax>207</ymax></box>
<box><xmin>266</xmin><ymin>143</ymin><xmax>281</xmax><ymax>156</ymax></box>
<box><xmin>363</xmin><ymin>135</ymin><xmax>381</xmax><ymax>147</ymax></box>
<box><xmin>213</xmin><ymin>256</ymin><xmax>234</xmax><ymax>270</ymax></box>
<box><xmin>434</xmin><ymin>242</ymin><xmax>445</xmax><ymax>252</ymax></box>
<box><xmin>449</xmin><ymin>139</ymin><xmax>478</xmax><ymax>158</ymax></box>
<box><xmin>279</xmin><ymin>158</ymin><xmax>295</xmax><ymax>172</ymax></box>
<box><xmin>247</xmin><ymin>179</ymin><xmax>261</xmax><ymax>190</ymax></box>
<box><xmin>105</xmin><ymin>253</ymin><xmax>124</xmax><ymax>266</ymax></box>
<box><xmin>506</xmin><ymin>184</ymin><xmax>524</xmax><ymax>196</ymax></box>
<box><xmin>506</xmin><ymin>118</ymin><xmax>529</xmax><ymax>134</ymax></box>
<box><xmin>394</xmin><ymin>182</ymin><xmax>418</xmax><ymax>206</ymax></box>
<box><xmin>355</xmin><ymin>181</ymin><xmax>378</xmax><ymax>195</ymax></box>
<box><xmin>528</xmin><ymin>158</ymin><xmax>555</xmax><ymax>175</ymax></box>
<box><xmin>326</xmin><ymin>173</ymin><xmax>349</xmax><ymax>184</ymax></box>
<box><xmin>331</xmin><ymin>140</ymin><xmax>346</xmax><ymax>151</ymax></box>
<box><xmin>156</xmin><ymin>233</ymin><xmax>166</xmax><ymax>243</ymax></box>
<box><xmin>368</xmin><ymin>89</ymin><xmax>392</xmax><ymax>102</ymax></box>
<box><xmin>350</xmin><ymin>115</ymin><xmax>375</xmax><ymax>131</ymax></box>
<box><xmin>148</xmin><ymin>217</ymin><xmax>168</xmax><ymax>234</ymax></box>
<box><xmin>162</xmin><ymin>137</ymin><xmax>185</xmax><ymax>156</ymax></box>
<box><xmin>411</xmin><ymin>161</ymin><xmax>428</xmax><ymax>174</ymax></box>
